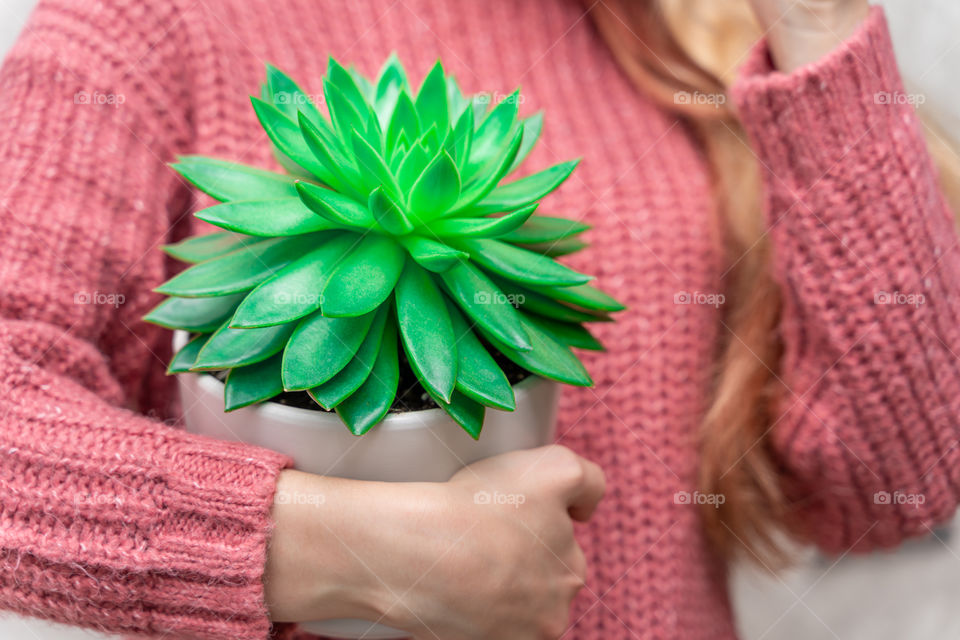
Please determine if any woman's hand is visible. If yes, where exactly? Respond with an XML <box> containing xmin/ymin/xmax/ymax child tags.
<box><xmin>746</xmin><ymin>0</ymin><xmax>870</xmax><ymax>72</ymax></box>
<box><xmin>264</xmin><ymin>445</ymin><xmax>605</xmax><ymax>639</ymax></box>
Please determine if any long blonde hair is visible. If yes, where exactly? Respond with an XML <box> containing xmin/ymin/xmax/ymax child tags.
<box><xmin>589</xmin><ymin>0</ymin><xmax>960</xmax><ymax>567</ymax></box>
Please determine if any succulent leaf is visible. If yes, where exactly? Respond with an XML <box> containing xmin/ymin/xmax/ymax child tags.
<box><xmin>398</xmin><ymin>235</ymin><xmax>468</xmax><ymax>272</ymax></box>
<box><xmin>498</xmin><ymin>214</ymin><xmax>589</xmax><ymax>244</ymax></box>
<box><xmin>408</xmin><ymin>150</ymin><xmax>460</xmax><ymax>219</ymax></box>
<box><xmin>520</xmin><ymin>237</ymin><xmax>588</xmax><ymax>257</ymax></box>
<box><xmin>450</xmin><ymin>105</ymin><xmax>474</xmax><ymax>168</ymax></box>
<box><xmin>349</xmin><ymin>131</ymin><xmax>402</xmax><ymax>198</ymax></box>
<box><xmin>452</xmin><ymin>126</ymin><xmax>523</xmax><ymax>212</ymax></box>
<box><xmin>466</xmin><ymin>90</ymin><xmax>520</xmax><ymax>179</ymax></box>
<box><xmin>528</xmin><ymin>314</ymin><xmax>604</xmax><ymax>351</ymax></box>
<box><xmin>296</xmin><ymin>182</ymin><xmax>375</xmax><ymax>228</ymax></box>
<box><xmin>152</xmin><ymin>56</ymin><xmax>624</xmax><ymax>436</ymax></box>
<box><xmin>415</xmin><ymin>62</ymin><xmax>450</xmax><ymax>138</ymax></box>
<box><xmin>327</xmin><ymin>57</ymin><xmax>374</xmax><ymax>125</ymax></box>
<box><xmin>298</xmin><ymin>112</ymin><xmax>360</xmax><ymax>197</ymax></box>
<box><xmin>144</xmin><ymin>293</ymin><xmax>244</xmax><ymax>332</ymax></box>
<box><xmin>196</xmin><ymin>198</ymin><xmax>338</xmax><ymax>237</ymax></box>
<box><xmin>230</xmin><ymin>233</ymin><xmax>353</xmax><ymax>328</ymax></box>
<box><xmin>446</xmin><ymin>76</ymin><xmax>472</xmax><ymax>123</ymax></box>
<box><xmin>155</xmin><ymin>236</ymin><xmax>315</xmax><ymax>297</ymax></box>
<box><xmin>440</xmin><ymin>262</ymin><xmax>532</xmax><ymax>352</ymax></box>
<box><xmin>445</xmin><ymin>300</ymin><xmax>515</xmax><ymax>411</ymax></box>
<box><xmin>323</xmin><ymin>79</ymin><xmax>369</xmax><ymax>147</ymax></box>
<box><xmin>469</xmin><ymin>159</ymin><xmax>580</xmax><ymax>215</ymax></box>
<box><xmin>457</xmin><ymin>238</ymin><xmax>592</xmax><ymax>287</ymax></box>
<box><xmin>251</xmin><ymin>97</ymin><xmax>334</xmax><ymax>184</ymax></box>
<box><xmin>376</xmin><ymin>54</ymin><xmax>409</xmax><ymax>105</ymax></box>
<box><xmin>396</xmin><ymin>142</ymin><xmax>432</xmax><ymax>193</ymax></box>
<box><xmin>167</xmin><ymin>334</ymin><xmax>210</xmax><ymax>374</ymax></box>
<box><xmin>172</xmin><ymin>156</ymin><xmax>301</xmax><ymax>202</ymax></box>
<box><xmin>386</xmin><ymin>90</ymin><xmax>421</xmax><ymax>155</ymax></box>
<box><xmin>264</xmin><ymin>63</ymin><xmax>326</xmax><ymax>125</ymax></box>
<box><xmin>309</xmin><ymin>304</ymin><xmax>390</xmax><ymax>409</ymax></box>
<box><xmin>427</xmin><ymin>388</ymin><xmax>485</xmax><ymax>440</ymax></box>
<box><xmin>395</xmin><ymin>259</ymin><xmax>458</xmax><ymax>402</ymax></box>
<box><xmin>162</xmin><ymin>232</ymin><xmax>267</xmax><ymax>264</ymax></box>
<box><xmin>349</xmin><ymin>65</ymin><xmax>376</xmax><ymax>102</ymax></box>
<box><xmin>507</xmin><ymin>112</ymin><xmax>544</xmax><ymax>175</ymax></box>
<box><xmin>429</xmin><ymin>203</ymin><xmax>536</xmax><ymax>239</ymax></box>
<box><xmin>490</xmin><ymin>275</ymin><xmax>609</xmax><ymax>324</ymax></box>
<box><xmin>336</xmin><ymin>319</ymin><xmax>400</xmax><ymax>435</ymax></box>
<box><xmin>481</xmin><ymin>315</ymin><xmax>593</xmax><ymax>387</ymax></box>
<box><xmin>225</xmin><ymin>353</ymin><xmax>285</xmax><ymax>411</ymax></box>
<box><xmin>533</xmin><ymin>282</ymin><xmax>627</xmax><ymax>313</ymax></box>
<box><xmin>368</xmin><ymin>187</ymin><xmax>413</xmax><ymax>235</ymax></box>
<box><xmin>321</xmin><ymin>233</ymin><xmax>405</xmax><ymax>317</ymax></box>
<box><xmin>282</xmin><ymin>310</ymin><xmax>376</xmax><ymax>390</ymax></box>
<box><xmin>193</xmin><ymin>320</ymin><xmax>295</xmax><ymax>370</ymax></box>
<box><xmin>389</xmin><ymin>140</ymin><xmax>409</xmax><ymax>173</ymax></box>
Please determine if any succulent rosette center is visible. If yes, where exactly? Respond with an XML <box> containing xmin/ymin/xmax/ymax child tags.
<box><xmin>146</xmin><ymin>55</ymin><xmax>624</xmax><ymax>437</ymax></box>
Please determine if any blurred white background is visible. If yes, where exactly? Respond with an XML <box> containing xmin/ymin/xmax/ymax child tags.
<box><xmin>0</xmin><ymin>1</ymin><xmax>958</xmax><ymax>639</ymax></box>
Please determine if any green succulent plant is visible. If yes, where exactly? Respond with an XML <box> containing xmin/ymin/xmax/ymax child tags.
<box><xmin>146</xmin><ymin>55</ymin><xmax>624</xmax><ymax>437</ymax></box>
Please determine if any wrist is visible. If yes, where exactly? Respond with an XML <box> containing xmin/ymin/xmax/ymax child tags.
<box><xmin>265</xmin><ymin>470</ymin><xmax>447</xmax><ymax>626</ymax></box>
<box><xmin>265</xmin><ymin>470</ymin><xmax>385</xmax><ymax>622</ymax></box>
<box><xmin>766</xmin><ymin>1</ymin><xmax>870</xmax><ymax>72</ymax></box>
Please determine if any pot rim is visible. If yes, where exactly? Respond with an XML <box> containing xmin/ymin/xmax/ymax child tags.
<box><xmin>173</xmin><ymin>330</ymin><xmax>550</xmax><ymax>433</ymax></box>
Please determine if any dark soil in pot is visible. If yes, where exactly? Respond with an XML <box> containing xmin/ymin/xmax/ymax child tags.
<box><xmin>212</xmin><ymin>347</ymin><xmax>530</xmax><ymax>414</ymax></box>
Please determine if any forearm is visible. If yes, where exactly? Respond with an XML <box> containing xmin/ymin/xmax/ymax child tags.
<box><xmin>265</xmin><ymin>470</ymin><xmax>445</xmax><ymax>625</ymax></box>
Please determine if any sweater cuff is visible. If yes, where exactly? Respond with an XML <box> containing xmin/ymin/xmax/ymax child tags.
<box><xmin>2</xmin><ymin>404</ymin><xmax>293</xmax><ymax>639</ymax></box>
<box><xmin>124</xmin><ymin>428</ymin><xmax>295</xmax><ymax>639</ymax></box>
<box><xmin>731</xmin><ymin>6</ymin><xmax>916</xmax><ymax>191</ymax></box>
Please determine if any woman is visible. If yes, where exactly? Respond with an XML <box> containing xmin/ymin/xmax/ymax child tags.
<box><xmin>0</xmin><ymin>0</ymin><xmax>957</xmax><ymax>638</ymax></box>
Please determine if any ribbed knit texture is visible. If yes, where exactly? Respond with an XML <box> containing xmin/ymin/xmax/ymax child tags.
<box><xmin>0</xmin><ymin>2</ymin><xmax>957</xmax><ymax>638</ymax></box>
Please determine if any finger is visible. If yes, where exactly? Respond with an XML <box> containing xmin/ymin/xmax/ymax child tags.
<box><xmin>566</xmin><ymin>457</ymin><xmax>605</xmax><ymax>522</ymax></box>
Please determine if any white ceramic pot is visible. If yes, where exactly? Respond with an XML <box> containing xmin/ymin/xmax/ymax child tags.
<box><xmin>172</xmin><ymin>331</ymin><xmax>560</xmax><ymax>638</ymax></box>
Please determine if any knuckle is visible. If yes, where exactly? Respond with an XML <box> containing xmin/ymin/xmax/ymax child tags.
<box><xmin>541</xmin><ymin>443</ymin><xmax>572</xmax><ymax>462</ymax></box>
<box><xmin>548</xmin><ymin>443</ymin><xmax>572</xmax><ymax>458</ymax></box>
<box><xmin>560</xmin><ymin>456</ymin><xmax>586</xmax><ymax>486</ymax></box>
<box><xmin>546</xmin><ymin>444</ymin><xmax>579</xmax><ymax>468</ymax></box>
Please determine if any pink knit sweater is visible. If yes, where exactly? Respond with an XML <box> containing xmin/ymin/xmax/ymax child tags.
<box><xmin>1</xmin><ymin>1</ymin><xmax>958</xmax><ymax>638</ymax></box>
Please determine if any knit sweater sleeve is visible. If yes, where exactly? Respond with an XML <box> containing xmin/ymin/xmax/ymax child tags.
<box><xmin>0</xmin><ymin>2</ymin><xmax>292</xmax><ymax>638</ymax></box>
<box><xmin>731</xmin><ymin>6</ymin><xmax>960</xmax><ymax>553</ymax></box>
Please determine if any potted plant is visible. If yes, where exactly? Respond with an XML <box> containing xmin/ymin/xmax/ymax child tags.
<box><xmin>145</xmin><ymin>55</ymin><xmax>622</xmax><ymax>639</ymax></box>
